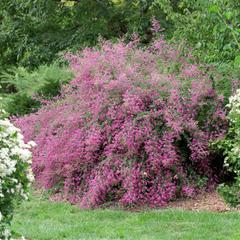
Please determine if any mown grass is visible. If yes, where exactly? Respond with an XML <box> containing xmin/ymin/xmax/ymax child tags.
<box><xmin>12</xmin><ymin>195</ymin><xmax>240</xmax><ymax>240</ymax></box>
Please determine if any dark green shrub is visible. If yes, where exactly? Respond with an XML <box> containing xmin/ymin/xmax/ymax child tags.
<box><xmin>0</xmin><ymin>64</ymin><xmax>73</xmax><ymax>115</ymax></box>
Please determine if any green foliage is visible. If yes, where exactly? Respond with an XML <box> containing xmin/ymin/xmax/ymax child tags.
<box><xmin>0</xmin><ymin>0</ymin><xmax>116</xmax><ymax>70</ymax></box>
<box><xmin>203</xmin><ymin>62</ymin><xmax>238</xmax><ymax>101</ymax></box>
<box><xmin>218</xmin><ymin>183</ymin><xmax>240</xmax><ymax>207</ymax></box>
<box><xmin>0</xmin><ymin>64</ymin><xmax>73</xmax><ymax>115</ymax></box>
<box><xmin>165</xmin><ymin>0</ymin><xmax>240</xmax><ymax>63</ymax></box>
<box><xmin>115</xmin><ymin>0</ymin><xmax>178</xmax><ymax>42</ymax></box>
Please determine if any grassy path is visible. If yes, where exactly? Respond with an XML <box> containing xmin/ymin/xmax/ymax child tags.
<box><xmin>12</xmin><ymin>195</ymin><xmax>240</xmax><ymax>240</ymax></box>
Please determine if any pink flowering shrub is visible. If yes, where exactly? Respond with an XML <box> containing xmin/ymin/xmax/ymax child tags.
<box><xmin>15</xmin><ymin>35</ymin><xmax>227</xmax><ymax>208</ymax></box>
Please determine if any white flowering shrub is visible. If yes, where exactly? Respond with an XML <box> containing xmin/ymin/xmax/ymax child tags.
<box><xmin>0</xmin><ymin>108</ymin><xmax>35</xmax><ymax>239</ymax></box>
<box><xmin>215</xmin><ymin>89</ymin><xmax>240</xmax><ymax>206</ymax></box>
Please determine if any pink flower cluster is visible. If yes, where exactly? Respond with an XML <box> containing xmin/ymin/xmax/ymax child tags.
<box><xmin>16</xmin><ymin>36</ymin><xmax>227</xmax><ymax>208</ymax></box>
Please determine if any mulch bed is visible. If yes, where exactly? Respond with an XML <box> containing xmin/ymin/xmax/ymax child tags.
<box><xmin>167</xmin><ymin>192</ymin><xmax>234</xmax><ymax>212</ymax></box>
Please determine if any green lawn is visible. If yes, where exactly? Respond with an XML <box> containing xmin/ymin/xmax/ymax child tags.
<box><xmin>12</xmin><ymin>195</ymin><xmax>240</xmax><ymax>240</ymax></box>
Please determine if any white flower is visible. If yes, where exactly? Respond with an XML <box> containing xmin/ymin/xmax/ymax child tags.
<box><xmin>28</xmin><ymin>141</ymin><xmax>37</xmax><ymax>147</ymax></box>
<box><xmin>18</xmin><ymin>148</ymin><xmax>32</xmax><ymax>162</ymax></box>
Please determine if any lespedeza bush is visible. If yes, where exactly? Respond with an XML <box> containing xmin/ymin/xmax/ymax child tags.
<box><xmin>16</xmin><ymin>30</ymin><xmax>227</xmax><ymax>208</ymax></box>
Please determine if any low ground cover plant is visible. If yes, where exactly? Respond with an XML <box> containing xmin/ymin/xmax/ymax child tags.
<box><xmin>0</xmin><ymin>106</ymin><xmax>34</xmax><ymax>239</ymax></box>
<box><xmin>16</xmin><ymin>29</ymin><xmax>228</xmax><ymax>208</ymax></box>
